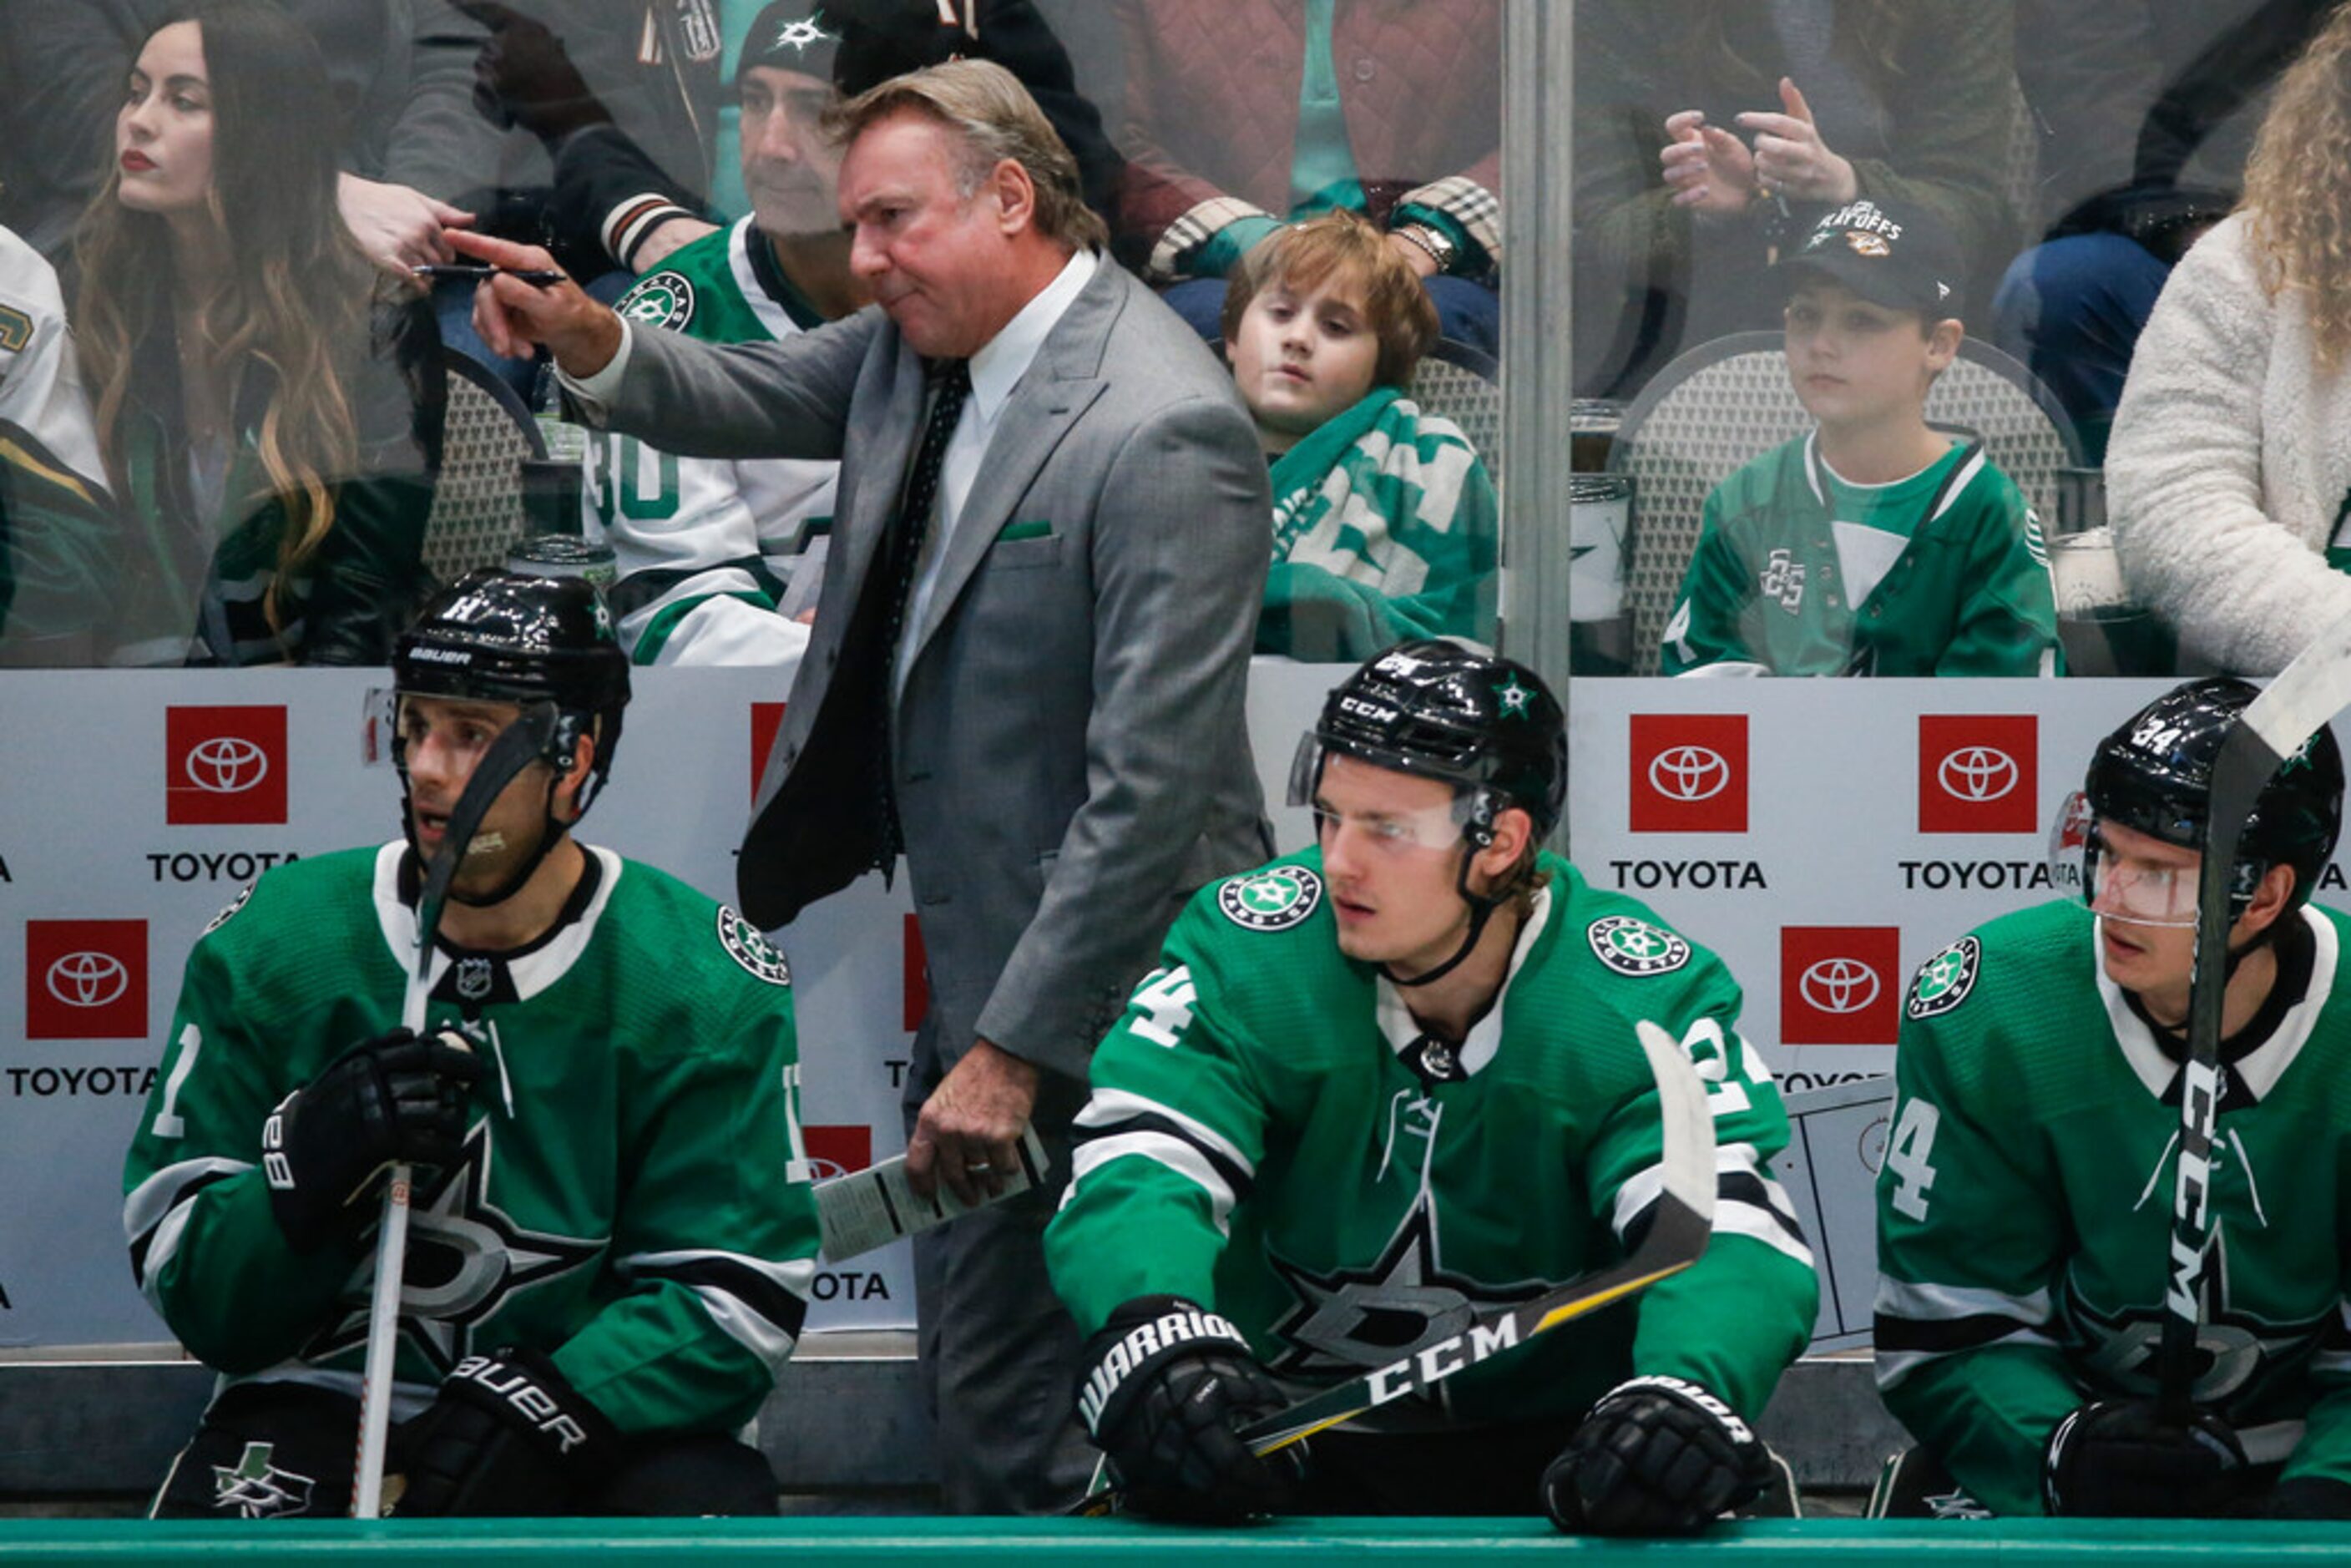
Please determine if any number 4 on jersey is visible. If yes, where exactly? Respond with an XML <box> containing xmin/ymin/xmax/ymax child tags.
<box><xmin>1885</xmin><ymin>1097</ymin><xmax>1941</xmax><ymax>1221</ymax></box>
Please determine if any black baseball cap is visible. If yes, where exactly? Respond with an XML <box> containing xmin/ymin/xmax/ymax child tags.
<box><xmin>737</xmin><ymin>2</ymin><xmax>844</xmax><ymax>83</ymax></box>
<box><xmin>1778</xmin><ymin>198</ymin><xmax>1964</xmax><ymax>316</ymax></box>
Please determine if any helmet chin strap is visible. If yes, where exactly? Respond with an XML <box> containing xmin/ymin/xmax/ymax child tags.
<box><xmin>396</xmin><ymin>763</ymin><xmax>569</xmax><ymax>913</ymax></box>
<box><xmin>1383</xmin><ymin>840</ymin><xmax>1508</xmax><ymax>989</ymax></box>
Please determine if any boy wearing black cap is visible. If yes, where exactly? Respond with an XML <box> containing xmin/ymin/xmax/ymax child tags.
<box><xmin>1660</xmin><ymin>199</ymin><xmax>2061</xmax><ymax>677</ymax></box>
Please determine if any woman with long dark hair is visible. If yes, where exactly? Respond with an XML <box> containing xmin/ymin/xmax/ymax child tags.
<box><xmin>76</xmin><ymin>0</ymin><xmax>439</xmax><ymax>665</ymax></box>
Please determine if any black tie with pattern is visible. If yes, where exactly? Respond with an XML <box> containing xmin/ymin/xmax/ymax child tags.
<box><xmin>874</xmin><ymin>357</ymin><xmax>973</xmax><ymax>864</ymax></box>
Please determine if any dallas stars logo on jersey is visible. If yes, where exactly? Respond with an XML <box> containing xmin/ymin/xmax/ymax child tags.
<box><xmin>1219</xmin><ymin>866</ymin><xmax>1323</xmax><ymax>932</ymax></box>
<box><xmin>1587</xmin><ymin>914</ymin><xmax>1691</xmax><ymax>975</ymax></box>
<box><xmin>1906</xmin><ymin>937</ymin><xmax>1979</xmax><ymax>1019</ymax></box>
<box><xmin>212</xmin><ymin>1442</ymin><xmax>315</xmax><ymax>1519</ymax></box>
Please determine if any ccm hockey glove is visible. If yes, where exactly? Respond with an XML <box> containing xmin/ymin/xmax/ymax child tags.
<box><xmin>394</xmin><ymin>1347</ymin><xmax>619</xmax><ymax>1515</ymax></box>
<box><xmin>1077</xmin><ymin>1295</ymin><xmax>1302</xmax><ymax>1522</ymax></box>
<box><xmin>262</xmin><ymin>1027</ymin><xmax>480</xmax><ymax>1252</ymax></box>
<box><xmin>1543</xmin><ymin>1375</ymin><xmax>1771</xmax><ymax>1535</ymax></box>
<box><xmin>2042</xmin><ymin>1399</ymin><xmax>2247</xmax><ymax>1517</ymax></box>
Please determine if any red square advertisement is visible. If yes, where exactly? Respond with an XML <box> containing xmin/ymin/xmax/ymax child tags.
<box><xmin>1630</xmin><ymin>714</ymin><xmax>1748</xmax><ymax>833</ymax></box>
<box><xmin>25</xmin><ymin>919</ymin><xmax>148</xmax><ymax>1040</ymax></box>
<box><xmin>803</xmin><ymin>1125</ymin><xmax>873</xmax><ymax>1181</ymax></box>
<box><xmin>1780</xmin><ymin>926</ymin><xmax>1902</xmax><ymax>1045</ymax></box>
<box><xmin>751</xmin><ymin>702</ymin><xmax>786</xmax><ymax>801</ymax></box>
<box><xmin>1919</xmin><ymin>715</ymin><xmax>2038</xmax><ymax>834</ymax></box>
<box><xmin>166</xmin><ymin>706</ymin><xmax>287</xmax><ymax>825</ymax></box>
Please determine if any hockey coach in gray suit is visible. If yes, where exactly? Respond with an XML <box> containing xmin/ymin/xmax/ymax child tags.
<box><xmin>455</xmin><ymin>58</ymin><xmax>1273</xmax><ymax>1513</ymax></box>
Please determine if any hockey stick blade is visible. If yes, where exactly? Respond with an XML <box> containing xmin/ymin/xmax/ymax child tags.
<box><xmin>2163</xmin><ymin>609</ymin><xmax>2351</xmax><ymax>1422</ymax></box>
<box><xmin>355</xmin><ymin>700</ymin><xmax>560</xmax><ymax>1518</ymax></box>
<box><xmin>1067</xmin><ymin>1018</ymin><xmax>1716</xmax><ymax>1515</ymax></box>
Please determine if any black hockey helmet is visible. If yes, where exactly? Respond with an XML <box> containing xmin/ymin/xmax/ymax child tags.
<box><xmin>1295</xmin><ymin>639</ymin><xmax>1566</xmax><ymax>845</ymax></box>
<box><xmin>393</xmin><ymin>569</ymin><xmax>632</xmax><ymax>816</ymax></box>
<box><xmin>2082</xmin><ymin>676</ymin><xmax>2343</xmax><ymax>913</ymax></box>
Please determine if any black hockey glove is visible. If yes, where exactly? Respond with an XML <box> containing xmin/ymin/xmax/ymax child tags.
<box><xmin>1077</xmin><ymin>1294</ymin><xmax>1302</xmax><ymax>1523</ymax></box>
<box><xmin>392</xmin><ymin>1347</ymin><xmax>619</xmax><ymax>1516</ymax></box>
<box><xmin>2042</xmin><ymin>1399</ymin><xmax>2247</xmax><ymax>1517</ymax></box>
<box><xmin>2265</xmin><ymin>1476</ymin><xmax>2351</xmax><ymax>1519</ymax></box>
<box><xmin>263</xmin><ymin>1027</ymin><xmax>480</xmax><ymax>1252</ymax></box>
<box><xmin>1543</xmin><ymin>1374</ymin><xmax>1772</xmax><ymax>1535</ymax></box>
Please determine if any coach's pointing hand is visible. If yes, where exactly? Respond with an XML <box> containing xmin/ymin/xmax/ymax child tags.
<box><xmin>446</xmin><ymin>230</ymin><xmax>624</xmax><ymax>375</ymax></box>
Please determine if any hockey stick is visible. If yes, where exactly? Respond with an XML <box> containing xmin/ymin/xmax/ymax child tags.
<box><xmin>1070</xmin><ymin>1017</ymin><xmax>1716</xmax><ymax>1515</ymax></box>
<box><xmin>353</xmin><ymin>701</ymin><xmax>559</xmax><ymax>1518</ymax></box>
<box><xmin>2162</xmin><ymin>611</ymin><xmax>2351</xmax><ymax>1424</ymax></box>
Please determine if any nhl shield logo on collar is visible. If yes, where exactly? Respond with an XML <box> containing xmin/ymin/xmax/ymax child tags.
<box><xmin>1219</xmin><ymin>866</ymin><xmax>1323</xmax><ymax>932</ymax></box>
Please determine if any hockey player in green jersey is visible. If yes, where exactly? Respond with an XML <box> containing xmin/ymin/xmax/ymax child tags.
<box><xmin>1876</xmin><ymin>677</ymin><xmax>2351</xmax><ymax>1520</ymax></box>
<box><xmin>1659</xmin><ymin>198</ymin><xmax>2060</xmax><ymax>677</ymax></box>
<box><xmin>123</xmin><ymin>570</ymin><xmax>820</xmax><ymax>1518</ymax></box>
<box><xmin>1047</xmin><ymin>640</ymin><xmax>1817</xmax><ymax>1528</ymax></box>
<box><xmin>588</xmin><ymin>1</ymin><xmax>866</xmax><ymax>666</ymax></box>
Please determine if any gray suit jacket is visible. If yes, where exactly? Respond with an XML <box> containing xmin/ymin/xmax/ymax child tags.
<box><xmin>586</xmin><ymin>259</ymin><xmax>1273</xmax><ymax>1080</ymax></box>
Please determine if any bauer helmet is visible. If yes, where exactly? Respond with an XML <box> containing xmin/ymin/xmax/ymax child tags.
<box><xmin>392</xmin><ymin>569</ymin><xmax>632</xmax><ymax>817</ymax></box>
<box><xmin>1292</xmin><ymin>639</ymin><xmax>1566</xmax><ymax>846</ymax></box>
<box><xmin>2080</xmin><ymin>676</ymin><xmax>2343</xmax><ymax>915</ymax></box>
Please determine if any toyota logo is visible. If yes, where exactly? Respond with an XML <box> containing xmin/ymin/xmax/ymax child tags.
<box><xmin>1649</xmin><ymin>745</ymin><xmax>1730</xmax><ymax>802</ymax></box>
<box><xmin>1937</xmin><ymin>746</ymin><xmax>2017</xmax><ymax>802</ymax></box>
<box><xmin>806</xmin><ymin>1156</ymin><xmax>852</xmax><ymax>1181</ymax></box>
<box><xmin>185</xmin><ymin>736</ymin><xmax>270</xmax><ymax>794</ymax></box>
<box><xmin>46</xmin><ymin>951</ymin><xmax>129</xmax><ymax>1009</ymax></box>
<box><xmin>1798</xmin><ymin>958</ymin><xmax>1881</xmax><ymax>1015</ymax></box>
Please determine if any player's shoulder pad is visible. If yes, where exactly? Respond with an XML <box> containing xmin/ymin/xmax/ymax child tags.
<box><xmin>604</xmin><ymin>853</ymin><xmax>792</xmax><ymax>989</ymax></box>
<box><xmin>1904</xmin><ymin>900</ymin><xmax>2083</xmax><ymax>1025</ymax></box>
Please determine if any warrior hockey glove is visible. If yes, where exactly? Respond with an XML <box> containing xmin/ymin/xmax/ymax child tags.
<box><xmin>262</xmin><ymin>1027</ymin><xmax>480</xmax><ymax>1252</ymax></box>
<box><xmin>393</xmin><ymin>1347</ymin><xmax>619</xmax><ymax>1516</ymax></box>
<box><xmin>2042</xmin><ymin>1399</ymin><xmax>2247</xmax><ymax>1517</ymax></box>
<box><xmin>1543</xmin><ymin>1375</ymin><xmax>1772</xmax><ymax>1535</ymax></box>
<box><xmin>1077</xmin><ymin>1294</ymin><xmax>1302</xmax><ymax>1523</ymax></box>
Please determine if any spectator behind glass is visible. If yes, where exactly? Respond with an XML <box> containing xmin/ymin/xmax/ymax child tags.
<box><xmin>1995</xmin><ymin>0</ymin><xmax>2330</xmax><ymax>461</ymax></box>
<box><xmin>0</xmin><ymin>220</ymin><xmax>118</xmax><ymax>665</ymax></box>
<box><xmin>1574</xmin><ymin>0</ymin><xmax>2015</xmax><ymax>401</ymax></box>
<box><xmin>1218</xmin><ymin>210</ymin><xmax>1497</xmax><ymax>662</ymax></box>
<box><xmin>1111</xmin><ymin>0</ymin><xmax>1501</xmax><ymax>357</ymax></box>
<box><xmin>1661</xmin><ymin>200</ymin><xmax>2060</xmax><ymax>677</ymax></box>
<box><xmin>75</xmin><ymin>0</ymin><xmax>443</xmax><ymax>667</ymax></box>
<box><xmin>2109</xmin><ymin>3</ymin><xmax>2351</xmax><ymax>676</ymax></box>
<box><xmin>584</xmin><ymin>0</ymin><xmax>867</xmax><ymax>666</ymax></box>
<box><xmin>0</xmin><ymin>0</ymin><xmax>487</xmax><ymax>273</ymax></box>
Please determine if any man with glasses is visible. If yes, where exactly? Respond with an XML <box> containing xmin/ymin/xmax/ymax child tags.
<box><xmin>1874</xmin><ymin>676</ymin><xmax>2351</xmax><ymax>1519</ymax></box>
<box><xmin>1044</xmin><ymin>640</ymin><xmax>1816</xmax><ymax>1529</ymax></box>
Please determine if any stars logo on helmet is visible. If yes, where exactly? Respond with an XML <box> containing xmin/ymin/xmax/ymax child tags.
<box><xmin>1493</xmin><ymin>676</ymin><xmax>1533</xmax><ymax>719</ymax></box>
<box><xmin>593</xmin><ymin>599</ymin><xmax>614</xmax><ymax>637</ymax></box>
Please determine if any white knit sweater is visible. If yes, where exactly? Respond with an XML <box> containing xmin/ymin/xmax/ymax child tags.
<box><xmin>2108</xmin><ymin>210</ymin><xmax>2351</xmax><ymax>675</ymax></box>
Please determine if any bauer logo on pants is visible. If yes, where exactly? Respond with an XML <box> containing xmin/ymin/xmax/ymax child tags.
<box><xmin>166</xmin><ymin>706</ymin><xmax>287</xmax><ymax>826</ymax></box>
<box><xmin>1780</xmin><ymin>927</ymin><xmax>1899</xmax><ymax>1044</ymax></box>
<box><xmin>24</xmin><ymin>918</ymin><xmax>147</xmax><ymax>1039</ymax></box>
<box><xmin>1917</xmin><ymin>716</ymin><xmax>2037</xmax><ymax>834</ymax></box>
<box><xmin>1630</xmin><ymin>714</ymin><xmax>1747</xmax><ymax>833</ymax></box>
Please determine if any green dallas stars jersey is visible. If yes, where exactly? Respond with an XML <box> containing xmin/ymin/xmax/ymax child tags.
<box><xmin>1875</xmin><ymin>898</ymin><xmax>2351</xmax><ymax>1515</ymax></box>
<box><xmin>123</xmin><ymin>843</ymin><xmax>821</xmax><ymax>1437</ymax></box>
<box><xmin>1661</xmin><ymin>432</ymin><xmax>2060</xmax><ymax>677</ymax></box>
<box><xmin>589</xmin><ymin>215</ymin><xmax>837</xmax><ymax>665</ymax></box>
<box><xmin>1045</xmin><ymin>849</ymin><xmax>1817</xmax><ymax>1431</ymax></box>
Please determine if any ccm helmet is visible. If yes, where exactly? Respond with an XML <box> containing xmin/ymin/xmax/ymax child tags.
<box><xmin>392</xmin><ymin>568</ymin><xmax>632</xmax><ymax>817</ymax></box>
<box><xmin>1295</xmin><ymin>639</ymin><xmax>1567</xmax><ymax>846</ymax></box>
<box><xmin>2081</xmin><ymin>676</ymin><xmax>2343</xmax><ymax>916</ymax></box>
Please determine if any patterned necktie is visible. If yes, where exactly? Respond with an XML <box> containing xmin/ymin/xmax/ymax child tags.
<box><xmin>875</xmin><ymin>358</ymin><xmax>972</xmax><ymax>864</ymax></box>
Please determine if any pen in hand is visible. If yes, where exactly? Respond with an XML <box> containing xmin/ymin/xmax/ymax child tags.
<box><xmin>412</xmin><ymin>262</ymin><xmax>565</xmax><ymax>286</ymax></box>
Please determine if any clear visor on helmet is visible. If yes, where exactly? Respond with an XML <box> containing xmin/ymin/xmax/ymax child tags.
<box><xmin>2047</xmin><ymin>788</ymin><xmax>2199</xmax><ymax>928</ymax></box>
<box><xmin>1287</xmin><ymin>735</ymin><xmax>1471</xmax><ymax>853</ymax></box>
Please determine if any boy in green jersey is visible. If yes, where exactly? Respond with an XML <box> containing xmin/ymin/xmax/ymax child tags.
<box><xmin>1047</xmin><ymin>640</ymin><xmax>1816</xmax><ymax>1528</ymax></box>
<box><xmin>1876</xmin><ymin>678</ymin><xmax>2351</xmax><ymax>1519</ymax></box>
<box><xmin>124</xmin><ymin>571</ymin><xmax>819</xmax><ymax>1518</ymax></box>
<box><xmin>1661</xmin><ymin>199</ymin><xmax>2060</xmax><ymax>676</ymax></box>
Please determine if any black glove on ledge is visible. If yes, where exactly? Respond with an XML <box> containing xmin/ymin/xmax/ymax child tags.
<box><xmin>1543</xmin><ymin>1374</ymin><xmax>1771</xmax><ymax>1535</ymax></box>
<box><xmin>1077</xmin><ymin>1294</ymin><xmax>1302</xmax><ymax>1523</ymax></box>
<box><xmin>263</xmin><ymin>1026</ymin><xmax>480</xmax><ymax>1252</ymax></box>
<box><xmin>2042</xmin><ymin>1399</ymin><xmax>2247</xmax><ymax>1517</ymax></box>
<box><xmin>394</xmin><ymin>1346</ymin><xmax>620</xmax><ymax>1516</ymax></box>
